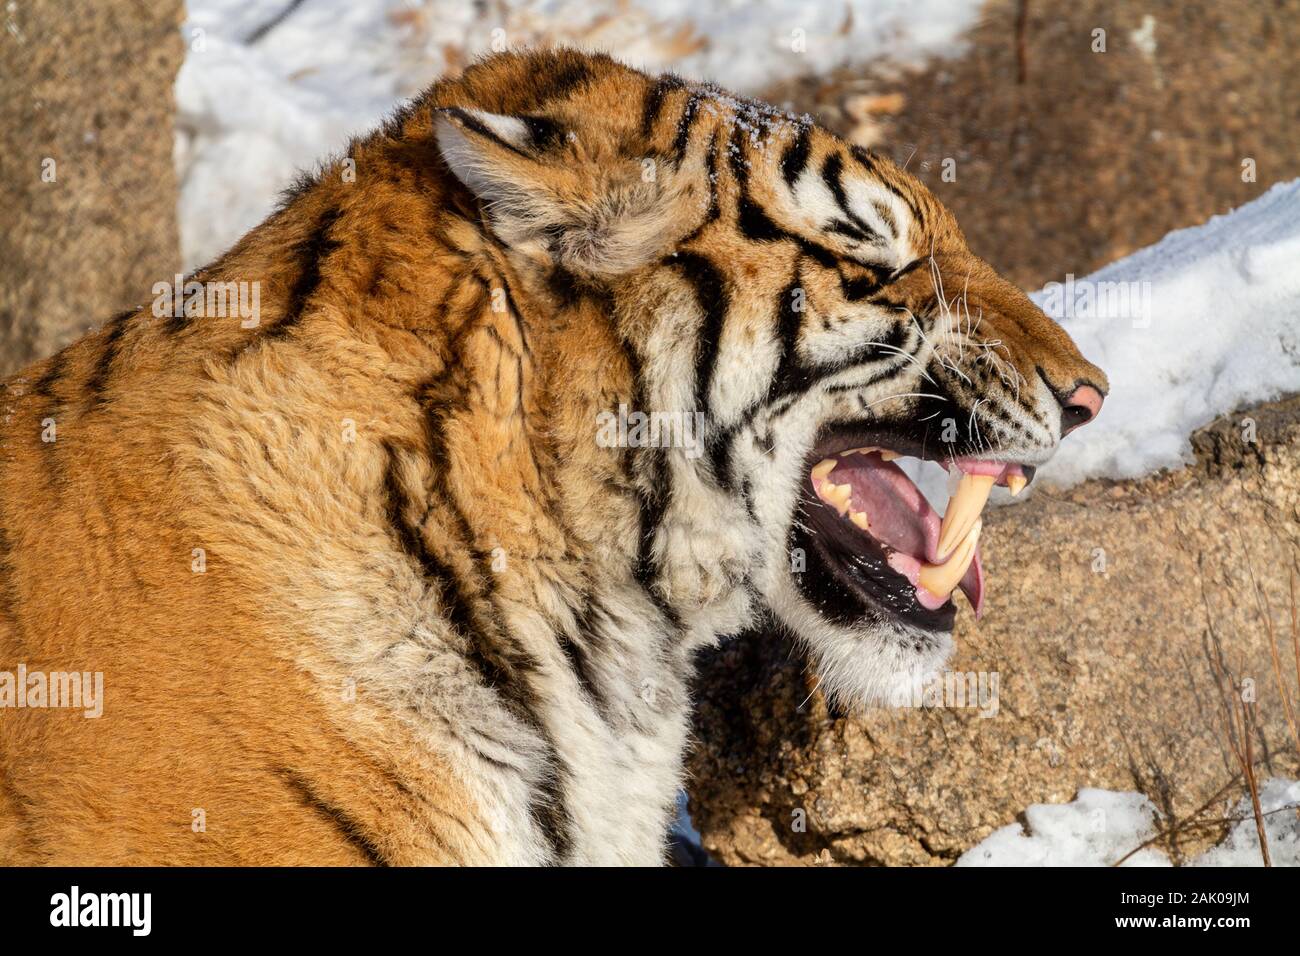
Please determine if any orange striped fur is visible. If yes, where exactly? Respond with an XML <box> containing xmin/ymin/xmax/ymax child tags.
<box><xmin>0</xmin><ymin>50</ymin><xmax>1104</xmax><ymax>865</ymax></box>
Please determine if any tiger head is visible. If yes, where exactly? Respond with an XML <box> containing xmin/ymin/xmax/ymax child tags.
<box><xmin>430</xmin><ymin>51</ymin><xmax>1107</xmax><ymax>706</ymax></box>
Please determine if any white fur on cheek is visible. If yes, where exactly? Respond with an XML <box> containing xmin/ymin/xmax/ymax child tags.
<box><xmin>767</xmin><ymin>572</ymin><xmax>952</xmax><ymax>707</ymax></box>
<box><xmin>736</xmin><ymin>383</ymin><xmax>955</xmax><ymax>709</ymax></box>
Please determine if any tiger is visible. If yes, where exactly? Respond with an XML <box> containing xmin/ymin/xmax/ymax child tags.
<box><xmin>0</xmin><ymin>49</ymin><xmax>1105</xmax><ymax>866</ymax></box>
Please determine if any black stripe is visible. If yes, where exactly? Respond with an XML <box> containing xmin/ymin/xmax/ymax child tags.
<box><xmin>520</xmin><ymin>115</ymin><xmax>564</xmax><ymax>151</ymax></box>
<box><xmin>821</xmin><ymin>153</ymin><xmax>883</xmax><ymax>246</ymax></box>
<box><xmin>85</xmin><ymin>309</ymin><xmax>134</xmax><ymax>406</ymax></box>
<box><xmin>771</xmin><ymin>276</ymin><xmax>811</xmax><ymax>399</ymax></box>
<box><xmin>382</xmin><ymin>447</ymin><xmax>479</xmax><ymax>640</ymax></box>
<box><xmin>641</xmin><ymin>74</ymin><xmax>684</xmax><ymax>140</ymax></box>
<box><xmin>531</xmin><ymin>58</ymin><xmax>595</xmax><ymax>104</ymax></box>
<box><xmin>823</xmin><ymin>353</ymin><xmax>917</xmax><ymax>395</ymax></box>
<box><xmin>780</xmin><ymin>123</ymin><xmax>812</xmax><ymax>187</ymax></box>
<box><xmin>737</xmin><ymin>163</ymin><xmax>917</xmax><ymax>297</ymax></box>
<box><xmin>873</xmin><ymin>200</ymin><xmax>899</xmax><ymax>237</ymax></box>
<box><xmin>161</xmin><ymin>249</ymin><xmax>232</xmax><ymax>335</ymax></box>
<box><xmin>671</xmin><ymin>252</ymin><xmax>728</xmax><ymax>416</ymax></box>
<box><xmin>268</xmin><ymin>206</ymin><xmax>343</xmax><ymax>339</ymax></box>
<box><xmin>738</xmin><ymin>194</ymin><xmax>786</xmax><ymax>243</ymax></box>
<box><xmin>31</xmin><ymin>352</ymin><xmax>66</xmax><ymax>477</ymax></box>
<box><xmin>32</xmin><ymin>350</ymin><xmax>65</xmax><ymax>402</ymax></box>
<box><xmin>825</xmin><ymin>218</ymin><xmax>873</xmax><ymax>243</ymax></box>
<box><xmin>279</xmin><ymin>769</ymin><xmax>389</xmax><ymax>866</ymax></box>
<box><xmin>546</xmin><ymin>267</ymin><xmax>586</xmax><ymax>308</ymax></box>
<box><xmin>621</xmin><ymin>341</ymin><xmax>684</xmax><ymax>633</ymax></box>
<box><xmin>866</xmin><ymin>293</ymin><xmax>911</xmax><ymax>311</ymax></box>
<box><xmin>633</xmin><ymin>447</ymin><xmax>676</xmax><ymax>626</ymax></box>
<box><xmin>554</xmin><ymin>629</ymin><xmax>598</xmax><ymax>696</ymax></box>
<box><xmin>702</xmin><ymin>130</ymin><xmax>720</xmax><ymax>221</ymax></box>
<box><xmin>441</xmin><ymin>107</ymin><xmax>530</xmax><ymax>158</ymax></box>
<box><xmin>736</xmin><ymin>189</ymin><xmax>840</xmax><ymax>269</ymax></box>
<box><xmin>770</xmin><ymin>281</ymin><xmax>918</xmax><ymax>403</ymax></box>
<box><xmin>671</xmin><ymin>90</ymin><xmax>703</xmax><ymax>158</ymax></box>
<box><xmin>850</xmin><ymin>144</ymin><xmax>923</xmax><ymax>228</ymax></box>
<box><xmin>706</xmin><ymin>426</ymin><xmax>736</xmax><ymax>490</ymax></box>
<box><xmin>889</xmin><ymin>257</ymin><xmax>926</xmax><ymax>282</ymax></box>
<box><xmin>0</xmin><ymin>518</ymin><xmax>18</xmax><ymax>639</ymax></box>
<box><xmin>680</xmin><ymin>130</ymin><xmax>721</xmax><ymax>244</ymax></box>
<box><xmin>627</xmin><ymin>353</ymin><xmax>665</xmax><ymax>594</ymax></box>
<box><xmin>849</xmin><ymin>143</ymin><xmax>881</xmax><ymax>175</ymax></box>
<box><xmin>383</xmin><ymin>432</ymin><xmax>573</xmax><ymax>862</ymax></box>
<box><xmin>727</xmin><ymin>123</ymin><xmax>750</xmax><ymax>183</ymax></box>
<box><xmin>840</xmin><ymin>271</ymin><xmax>886</xmax><ymax>302</ymax></box>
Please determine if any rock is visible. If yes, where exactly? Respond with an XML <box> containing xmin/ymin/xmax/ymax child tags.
<box><xmin>687</xmin><ymin>395</ymin><xmax>1300</xmax><ymax>865</ymax></box>
<box><xmin>761</xmin><ymin>0</ymin><xmax>1300</xmax><ymax>290</ymax></box>
<box><xmin>0</xmin><ymin>0</ymin><xmax>184</xmax><ymax>377</ymax></box>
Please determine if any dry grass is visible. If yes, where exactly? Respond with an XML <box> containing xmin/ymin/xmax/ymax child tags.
<box><xmin>1114</xmin><ymin>553</ymin><xmax>1300</xmax><ymax>867</ymax></box>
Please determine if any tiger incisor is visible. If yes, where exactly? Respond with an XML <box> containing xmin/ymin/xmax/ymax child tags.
<box><xmin>0</xmin><ymin>50</ymin><xmax>1106</xmax><ymax>865</ymax></box>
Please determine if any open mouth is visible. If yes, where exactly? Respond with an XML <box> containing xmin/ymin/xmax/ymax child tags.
<box><xmin>795</xmin><ymin>431</ymin><xmax>1034</xmax><ymax>632</ymax></box>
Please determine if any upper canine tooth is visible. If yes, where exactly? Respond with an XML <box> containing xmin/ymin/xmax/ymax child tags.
<box><xmin>936</xmin><ymin>473</ymin><xmax>994</xmax><ymax>560</ymax></box>
<box><xmin>811</xmin><ymin>458</ymin><xmax>837</xmax><ymax>481</ymax></box>
<box><xmin>879</xmin><ymin>450</ymin><xmax>900</xmax><ymax>461</ymax></box>
<box><xmin>1007</xmin><ymin>474</ymin><xmax>1027</xmax><ymax>497</ymax></box>
<box><xmin>918</xmin><ymin>519</ymin><xmax>981</xmax><ymax>599</ymax></box>
<box><xmin>849</xmin><ymin>509</ymin><xmax>870</xmax><ymax>531</ymax></box>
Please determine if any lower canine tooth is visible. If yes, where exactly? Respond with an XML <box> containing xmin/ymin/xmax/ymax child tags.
<box><xmin>1007</xmin><ymin>474</ymin><xmax>1027</xmax><ymax>496</ymax></box>
<box><xmin>849</xmin><ymin>510</ymin><xmax>870</xmax><ymax>531</ymax></box>
<box><xmin>918</xmin><ymin>520</ymin><xmax>981</xmax><ymax>598</ymax></box>
<box><xmin>937</xmin><ymin>473</ymin><xmax>994</xmax><ymax>560</ymax></box>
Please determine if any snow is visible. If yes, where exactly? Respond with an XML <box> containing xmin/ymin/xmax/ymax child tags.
<box><xmin>176</xmin><ymin>0</ymin><xmax>981</xmax><ymax>269</ymax></box>
<box><xmin>957</xmin><ymin>778</ymin><xmax>1300</xmax><ymax>867</ymax></box>
<box><xmin>1190</xmin><ymin>778</ymin><xmax>1300</xmax><ymax>867</ymax></box>
<box><xmin>956</xmin><ymin>789</ymin><xmax>1173</xmax><ymax>867</ymax></box>
<box><xmin>1037</xmin><ymin>179</ymin><xmax>1300</xmax><ymax>488</ymax></box>
<box><xmin>177</xmin><ymin>3</ymin><xmax>1300</xmax><ymax>487</ymax></box>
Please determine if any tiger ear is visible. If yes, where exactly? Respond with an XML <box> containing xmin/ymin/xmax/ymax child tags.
<box><xmin>434</xmin><ymin>106</ymin><xmax>685</xmax><ymax>276</ymax></box>
<box><xmin>434</xmin><ymin>107</ymin><xmax>562</xmax><ymax>202</ymax></box>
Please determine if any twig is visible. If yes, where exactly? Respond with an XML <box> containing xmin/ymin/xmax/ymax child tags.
<box><xmin>1264</xmin><ymin>566</ymin><xmax>1300</xmax><ymax>760</ymax></box>
<box><xmin>1238</xmin><ymin>692</ymin><xmax>1271</xmax><ymax>866</ymax></box>
<box><xmin>1291</xmin><ymin>569</ymin><xmax>1300</xmax><ymax>758</ymax></box>
<box><xmin>1207</xmin><ymin>541</ymin><xmax>1272</xmax><ymax>865</ymax></box>
<box><xmin>1014</xmin><ymin>0</ymin><xmax>1030</xmax><ymax>84</ymax></box>
<box><xmin>245</xmin><ymin>0</ymin><xmax>308</xmax><ymax>46</ymax></box>
<box><xmin>1111</xmin><ymin>774</ymin><xmax>1241</xmax><ymax>867</ymax></box>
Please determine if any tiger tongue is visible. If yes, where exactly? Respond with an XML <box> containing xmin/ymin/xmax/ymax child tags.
<box><xmin>887</xmin><ymin>539</ymin><xmax>985</xmax><ymax>617</ymax></box>
<box><xmin>813</xmin><ymin>453</ymin><xmax>985</xmax><ymax>616</ymax></box>
<box><xmin>814</xmin><ymin>453</ymin><xmax>942</xmax><ymax>562</ymax></box>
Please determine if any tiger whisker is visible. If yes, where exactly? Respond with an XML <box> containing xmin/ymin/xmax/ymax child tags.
<box><xmin>859</xmin><ymin>391</ymin><xmax>944</xmax><ymax>409</ymax></box>
<box><xmin>869</xmin><ymin>343</ymin><xmax>936</xmax><ymax>386</ymax></box>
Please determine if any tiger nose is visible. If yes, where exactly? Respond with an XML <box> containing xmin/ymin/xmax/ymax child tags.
<box><xmin>1060</xmin><ymin>384</ymin><xmax>1104</xmax><ymax>435</ymax></box>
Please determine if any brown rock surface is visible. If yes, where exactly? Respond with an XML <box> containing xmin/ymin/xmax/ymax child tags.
<box><xmin>764</xmin><ymin>0</ymin><xmax>1300</xmax><ymax>289</ymax></box>
<box><xmin>0</xmin><ymin>0</ymin><xmax>184</xmax><ymax>377</ymax></box>
<box><xmin>687</xmin><ymin>395</ymin><xmax>1300</xmax><ymax>865</ymax></box>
